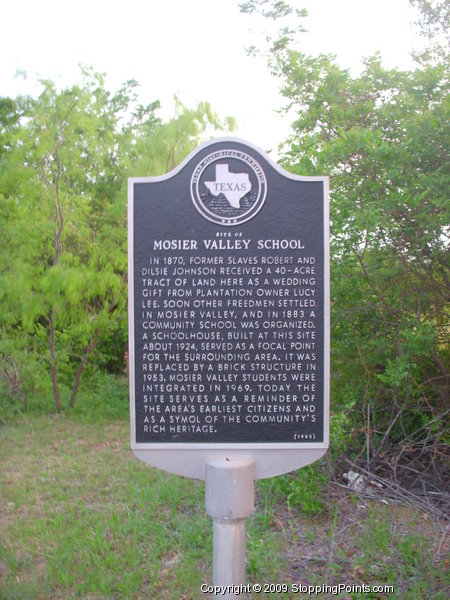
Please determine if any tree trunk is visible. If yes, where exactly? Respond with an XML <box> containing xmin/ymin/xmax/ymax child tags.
<box><xmin>45</xmin><ymin>147</ymin><xmax>65</xmax><ymax>414</ymax></box>
<box><xmin>69</xmin><ymin>328</ymin><xmax>99</xmax><ymax>408</ymax></box>
<box><xmin>49</xmin><ymin>312</ymin><xmax>62</xmax><ymax>413</ymax></box>
<box><xmin>69</xmin><ymin>273</ymin><xmax>127</xmax><ymax>409</ymax></box>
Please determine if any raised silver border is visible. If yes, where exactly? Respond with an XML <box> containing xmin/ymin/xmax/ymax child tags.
<box><xmin>128</xmin><ymin>137</ymin><xmax>330</xmax><ymax>479</ymax></box>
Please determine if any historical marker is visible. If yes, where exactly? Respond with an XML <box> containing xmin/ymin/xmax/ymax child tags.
<box><xmin>128</xmin><ymin>138</ymin><xmax>329</xmax><ymax>479</ymax></box>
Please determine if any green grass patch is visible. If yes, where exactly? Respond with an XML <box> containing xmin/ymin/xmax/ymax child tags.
<box><xmin>349</xmin><ymin>506</ymin><xmax>449</xmax><ymax>599</ymax></box>
<box><xmin>258</xmin><ymin>464</ymin><xmax>328</xmax><ymax>515</ymax></box>
<box><xmin>0</xmin><ymin>413</ymin><xmax>283</xmax><ymax>599</ymax></box>
<box><xmin>1</xmin><ymin>409</ymin><xmax>448</xmax><ymax>599</ymax></box>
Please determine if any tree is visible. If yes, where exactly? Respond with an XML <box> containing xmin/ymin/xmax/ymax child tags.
<box><xmin>410</xmin><ymin>0</ymin><xmax>450</xmax><ymax>63</ymax></box>
<box><xmin>240</xmin><ymin>1</ymin><xmax>449</xmax><ymax>475</ymax></box>
<box><xmin>0</xmin><ymin>69</ymin><xmax>231</xmax><ymax>412</ymax></box>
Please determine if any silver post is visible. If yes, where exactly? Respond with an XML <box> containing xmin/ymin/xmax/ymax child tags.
<box><xmin>205</xmin><ymin>457</ymin><xmax>255</xmax><ymax>599</ymax></box>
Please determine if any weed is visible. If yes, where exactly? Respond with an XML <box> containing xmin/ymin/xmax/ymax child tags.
<box><xmin>349</xmin><ymin>506</ymin><xmax>449</xmax><ymax>599</ymax></box>
<box><xmin>258</xmin><ymin>463</ymin><xmax>328</xmax><ymax>515</ymax></box>
<box><xmin>247</xmin><ymin>513</ymin><xmax>282</xmax><ymax>582</ymax></box>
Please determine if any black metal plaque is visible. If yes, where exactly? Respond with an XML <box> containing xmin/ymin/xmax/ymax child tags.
<box><xmin>129</xmin><ymin>139</ymin><xmax>329</xmax><ymax>449</ymax></box>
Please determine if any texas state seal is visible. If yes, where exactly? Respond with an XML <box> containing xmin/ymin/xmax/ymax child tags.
<box><xmin>190</xmin><ymin>149</ymin><xmax>267</xmax><ymax>226</ymax></box>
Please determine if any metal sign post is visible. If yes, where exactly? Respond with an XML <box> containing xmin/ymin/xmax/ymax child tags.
<box><xmin>128</xmin><ymin>138</ymin><xmax>329</xmax><ymax>591</ymax></box>
<box><xmin>205</xmin><ymin>457</ymin><xmax>254</xmax><ymax>598</ymax></box>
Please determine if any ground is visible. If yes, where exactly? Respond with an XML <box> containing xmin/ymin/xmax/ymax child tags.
<box><xmin>0</xmin><ymin>415</ymin><xmax>448</xmax><ymax>599</ymax></box>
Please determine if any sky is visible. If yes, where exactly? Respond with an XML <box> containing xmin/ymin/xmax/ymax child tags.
<box><xmin>1</xmin><ymin>0</ymin><xmax>423</xmax><ymax>154</ymax></box>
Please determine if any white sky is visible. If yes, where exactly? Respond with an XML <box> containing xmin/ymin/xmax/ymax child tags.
<box><xmin>1</xmin><ymin>0</ymin><xmax>423</xmax><ymax>154</ymax></box>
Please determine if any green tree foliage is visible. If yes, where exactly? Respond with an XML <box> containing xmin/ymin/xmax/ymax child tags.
<box><xmin>0</xmin><ymin>69</ymin><xmax>230</xmax><ymax>413</ymax></box>
<box><xmin>241</xmin><ymin>1</ymin><xmax>449</xmax><ymax>465</ymax></box>
<box><xmin>410</xmin><ymin>0</ymin><xmax>450</xmax><ymax>63</ymax></box>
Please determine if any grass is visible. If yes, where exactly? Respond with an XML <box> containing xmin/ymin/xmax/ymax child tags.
<box><xmin>0</xmin><ymin>408</ymin><xmax>448</xmax><ymax>599</ymax></box>
<box><xmin>0</xmin><ymin>415</ymin><xmax>209</xmax><ymax>599</ymax></box>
